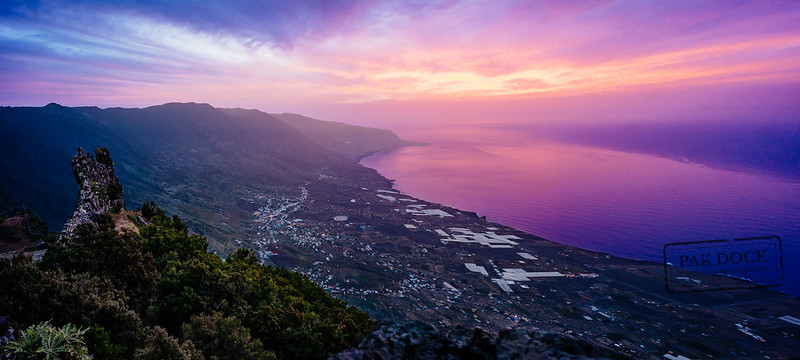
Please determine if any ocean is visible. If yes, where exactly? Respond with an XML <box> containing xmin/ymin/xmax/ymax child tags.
<box><xmin>361</xmin><ymin>125</ymin><xmax>800</xmax><ymax>296</ymax></box>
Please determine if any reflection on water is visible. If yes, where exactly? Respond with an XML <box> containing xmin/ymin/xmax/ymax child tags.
<box><xmin>361</xmin><ymin>127</ymin><xmax>800</xmax><ymax>295</ymax></box>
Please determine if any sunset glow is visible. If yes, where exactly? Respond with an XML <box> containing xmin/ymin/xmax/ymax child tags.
<box><xmin>2</xmin><ymin>0</ymin><xmax>799</xmax><ymax>125</ymax></box>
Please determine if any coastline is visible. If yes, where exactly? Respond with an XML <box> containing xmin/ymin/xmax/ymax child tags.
<box><xmin>354</xmin><ymin>140</ymin><xmax>428</xmax><ymax>162</ymax></box>
<box><xmin>358</xmin><ymin>143</ymin><xmax>797</xmax><ymax>297</ymax></box>
<box><xmin>269</xmin><ymin>153</ymin><xmax>800</xmax><ymax>358</ymax></box>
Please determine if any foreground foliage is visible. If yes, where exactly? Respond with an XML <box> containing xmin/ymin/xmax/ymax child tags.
<box><xmin>4</xmin><ymin>321</ymin><xmax>92</xmax><ymax>360</ymax></box>
<box><xmin>0</xmin><ymin>204</ymin><xmax>374</xmax><ymax>359</ymax></box>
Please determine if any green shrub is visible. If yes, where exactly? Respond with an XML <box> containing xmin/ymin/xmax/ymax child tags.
<box><xmin>3</xmin><ymin>321</ymin><xmax>92</xmax><ymax>360</ymax></box>
<box><xmin>183</xmin><ymin>312</ymin><xmax>274</xmax><ymax>360</ymax></box>
<box><xmin>2</xmin><ymin>202</ymin><xmax>374</xmax><ymax>360</ymax></box>
<box><xmin>134</xmin><ymin>326</ymin><xmax>203</xmax><ymax>360</ymax></box>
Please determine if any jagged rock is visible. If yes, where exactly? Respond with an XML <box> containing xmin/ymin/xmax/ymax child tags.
<box><xmin>60</xmin><ymin>147</ymin><xmax>124</xmax><ymax>240</ymax></box>
<box><xmin>330</xmin><ymin>321</ymin><xmax>628</xmax><ymax>360</ymax></box>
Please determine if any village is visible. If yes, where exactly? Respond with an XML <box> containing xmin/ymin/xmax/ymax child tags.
<box><xmin>238</xmin><ymin>174</ymin><xmax>800</xmax><ymax>359</ymax></box>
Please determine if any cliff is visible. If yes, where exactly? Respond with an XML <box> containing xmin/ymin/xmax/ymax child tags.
<box><xmin>59</xmin><ymin>147</ymin><xmax>124</xmax><ymax>240</ymax></box>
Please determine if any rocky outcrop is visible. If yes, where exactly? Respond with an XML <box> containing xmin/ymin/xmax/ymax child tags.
<box><xmin>59</xmin><ymin>147</ymin><xmax>124</xmax><ymax>240</ymax></box>
<box><xmin>330</xmin><ymin>321</ymin><xmax>627</xmax><ymax>360</ymax></box>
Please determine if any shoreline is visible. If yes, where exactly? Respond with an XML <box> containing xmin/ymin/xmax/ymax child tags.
<box><xmin>263</xmin><ymin>158</ymin><xmax>800</xmax><ymax>358</ymax></box>
<box><xmin>358</xmin><ymin>144</ymin><xmax>794</xmax><ymax>298</ymax></box>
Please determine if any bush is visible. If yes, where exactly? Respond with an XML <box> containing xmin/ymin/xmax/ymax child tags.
<box><xmin>3</xmin><ymin>321</ymin><xmax>92</xmax><ymax>360</ymax></box>
<box><xmin>140</xmin><ymin>201</ymin><xmax>165</xmax><ymax>222</ymax></box>
<box><xmin>106</xmin><ymin>182</ymin><xmax>123</xmax><ymax>203</ymax></box>
<box><xmin>134</xmin><ymin>326</ymin><xmax>203</xmax><ymax>360</ymax></box>
<box><xmin>183</xmin><ymin>312</ymin><xmax>274</xmax><ymax>360</ymax></box>
<box><xmin>2</xmin><ymin>202</ymin><xmax>374</xmax><ymax>359</ymax></box>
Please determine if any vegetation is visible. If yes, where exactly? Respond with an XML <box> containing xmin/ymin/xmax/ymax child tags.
<box><xmin>0</xmin><ymin>203</ymin><xmax>374</xmax><ymax>360</ymax></box>
<box><xmin>4</xmin><ymin>321</ymin><xmax>92</xmax><ymax>360</ymax></box>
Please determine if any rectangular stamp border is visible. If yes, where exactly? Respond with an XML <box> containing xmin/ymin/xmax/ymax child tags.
<box><xmin>663</xmin><ymin>236</ymin><xmax>783</xmax><ymax>294</ymax></box>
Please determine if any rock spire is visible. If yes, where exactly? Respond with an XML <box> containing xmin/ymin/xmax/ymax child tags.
<box><xmin>60</xmin><ymin>147</ymin><xmax>124</xmax><ymax>240</ymax></box>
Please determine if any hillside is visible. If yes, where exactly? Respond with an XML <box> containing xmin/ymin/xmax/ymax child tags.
<box><xmin>0</xmin><ymin>146</ymin><xmax>630</xmax><ymax>360</ymax></box>
<box><xmin>268</xmin><ymin>112</ymin><xmax>415</xmax><ymax>160</ymax></box>
<box><xmin>0</xmin><ymin>103</ymin><xmax>407</xmax><ymax>253</ymax></box>
<box><xmin>2</xmin><ymin>206</ymin><xmax>374</xmax><ymax>360</ymax></box>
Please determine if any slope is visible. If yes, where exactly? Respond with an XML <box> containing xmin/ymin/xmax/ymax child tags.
<box><xmin>269</xmin><ymin>112</ymin><xmax>415</xmax><ymax>160</ymax></box>
<box><xmin>0</xmin><ymin>103</ymin><xmax>407</xmax><ymax>252</ymax></box>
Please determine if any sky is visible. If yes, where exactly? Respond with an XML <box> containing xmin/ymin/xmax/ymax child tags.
<box><xmin>2</xmin><ymin>0</ymin><xmax>799</xmax><ymax>128</ymax></box>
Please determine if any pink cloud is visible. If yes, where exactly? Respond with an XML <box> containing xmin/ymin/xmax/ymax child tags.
<box><xmin>2</xmin><ymin>0</ymin><xmax>799</xmax><ymax>121</ymax></box>
<box><xmin>503</xmin><ymin>78</ymin><xmax>550</xmax><ymax>90</ymax></box>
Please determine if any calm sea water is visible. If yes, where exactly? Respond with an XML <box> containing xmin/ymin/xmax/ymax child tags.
<box><xmin>361</xmin><ymin>126</ymin><xmax>800</xmax><ymax>296</ymax></box>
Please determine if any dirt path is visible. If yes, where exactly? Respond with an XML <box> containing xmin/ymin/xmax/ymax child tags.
<box><xmin>0</xmin><ymin>215</ymin><xmax>39</xmax><ymax>253</ymax></box>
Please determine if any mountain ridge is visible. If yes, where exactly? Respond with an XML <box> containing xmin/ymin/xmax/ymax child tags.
<box><xmin>268</xmin><ymin>112</ymin><xmax>418</xmax><ymax>160</ymax></box>
<box><xmin>0</xmin><ymin>102</ymin><xmax>411</xmax><ymax>253</ymax></box>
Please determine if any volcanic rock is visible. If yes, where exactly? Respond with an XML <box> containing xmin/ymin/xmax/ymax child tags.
<box><xmin>59</xmin><ymin>147</ymin><xmax>124</xmax><ymax>240</ymax></box>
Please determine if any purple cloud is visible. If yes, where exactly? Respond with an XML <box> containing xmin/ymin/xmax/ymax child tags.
<box><xmin>1</xmin><ymin>0</ymin><xmax>799</xmax><ymax>112</ymax></box>
<box><xmin>3</xmin><ymin>0</ymin><xmax>396</xmax><ymax>49</ymax></box>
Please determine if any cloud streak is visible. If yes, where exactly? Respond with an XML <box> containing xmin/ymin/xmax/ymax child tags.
<box><xmin>1</xmin><ymin>0</ymin><xmax>799</xmax><ymax>121</ymax></box>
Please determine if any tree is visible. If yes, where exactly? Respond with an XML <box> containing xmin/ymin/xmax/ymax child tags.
<box><xmin>134</xmin><ymin>326</ymin><xmax>203</xmax><ymax>360</ymax></box>
<box><xmin>40</xmin><ymin>214</ymin><xmax>159</xmax><ymax>314</ymax></box>
<box><xmin>182</xmin><ymin>313</ymin><xmax>274</xmax><ymax>360</ymax></box>
<box><xmin>3</xmin><ymin>202</ymin><xmax>374</xmax><ymax>359</ymax></box>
